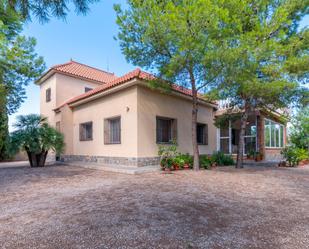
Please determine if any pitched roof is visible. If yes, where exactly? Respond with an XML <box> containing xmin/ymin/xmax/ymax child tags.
<box><xmin>55</xmin><ymin>68</ymin><xmax>217</xmax><ymax>110</ymax></box>
<box><xmin>37</xmin><ymin>60</ymin><xmax>117</xmax><ymax>84</ymax></box>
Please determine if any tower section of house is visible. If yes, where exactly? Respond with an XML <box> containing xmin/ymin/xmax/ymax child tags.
<box><xmin>36</xmin><ymin>60</ymin><xmax>117</xmax><ymax>156</ymax></box>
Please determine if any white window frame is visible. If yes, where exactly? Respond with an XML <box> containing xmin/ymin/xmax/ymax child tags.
<box><xmin>264</xmin><ymin>119</ymin><xmax>284</xmax><ymax>149</ymax></box>
<box><xmin>218</xmin><ymin>118</ymin><xmax>258</xmax><ymax>154</ymax></box>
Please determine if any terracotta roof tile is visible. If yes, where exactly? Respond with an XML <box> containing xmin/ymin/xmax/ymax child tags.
<box><xmin>54</xmin><ymin>68</ymin><xmax>217</xmax><ymax>110</ymax></box>
<box><xmin>51</xmin><ymin>60</ymin><xmax>117</xmax><ymax>83</ymax></box>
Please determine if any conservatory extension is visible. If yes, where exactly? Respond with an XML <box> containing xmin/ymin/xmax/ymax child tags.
<box><xmin>216</xmin><ymin>109</ymin><xmax>287</xmax><ymax>161</ymax></box>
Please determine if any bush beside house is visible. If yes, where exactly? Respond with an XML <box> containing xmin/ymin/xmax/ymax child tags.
<box><xmin>158</xmin><ymin>143</ymin><xmax>234</xmax><ymax>171</ymax></box>
<box><xmin>9</xmin><ymin>114</ymin><xmax>64</xmax><ymax>167</ymax></box>
<box><xmin>280</xmin><ymin>107</ymin><xmax>309</xmax><ymax>167</ymax></box>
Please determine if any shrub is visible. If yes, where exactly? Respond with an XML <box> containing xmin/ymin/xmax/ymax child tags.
<box><xmin>158</xmin><ymin>141</ymin><xmax>178</xmax><ymax>158</ymax></box>
<box><xmin>160</xmin><ymin>157</ymin><xmax>174</xmax><ymax>170</ymax></box>
<box><xmin>158</xmin><ymin>140</ymin><xmax>180</xmax><ymax>170</ymax></box>
<box><xmin>173</xmin><ymin>156</ymin><xmax>185</xmax><ymax>169</ymax></box>
<box><xmin>9</xmin><ymin>114</ymin><xmax>64</xmax><ymax>167</ymax></box>
<box><xmin>211</xmin><ymin>151</ymin><xmax>234</xmax><ymax>166</ymax></box>
<box><xmin>199</xmin><ymin>155</ymin><xmax>212</xmax><ymax>169</ymax></box>
<box><xmin>281</xmin><ymin>146</ymin><xmax>308</xmax><ymax>167</ymax></box>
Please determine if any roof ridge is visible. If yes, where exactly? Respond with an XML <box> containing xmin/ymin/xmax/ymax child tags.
<box><xmin>51</xmin><ymin>61</ymin><xmax>74</xmax><ymax>69</ymax></box>
<box><xmin>69</xmin><ymin>60</ymin><xmax>115</xmax><ymax>76</ymax></box>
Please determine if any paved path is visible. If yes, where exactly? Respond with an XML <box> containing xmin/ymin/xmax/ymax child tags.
<box><xmin>0</xmin><ymin>164</ymin><xmax>308</xmax><ymax>249</ymax></box>
<box><xmin>0</xmin><ymin>160</ymin><xmax>29</xmax><ymax>169</ymax></box>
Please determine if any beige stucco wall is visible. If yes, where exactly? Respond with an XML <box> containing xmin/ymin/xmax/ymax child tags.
<box><xmin>40</xmin><ymin>76</ymin><xmax>217</xmax><ymax>159</ymax></box>
<box><xmin>71</xmin><ymin>85</ymin><xmax>138</xmax><ymax>157</ymax></box>
<box><xmin>55</xmin><ymin>74</ymin><xmax>101</xmax><ymax>107</ymax></box>
<box><xmin>40</xmin><ymin>73</ymin><xmax>102</xmax><ymax>127</ymax></box>
<box><xmin>40</xmin><ymin>75</ymin><xmax>57</xmax><ymax>125</ymax></box>
<box><xmin>57</xmin><ymin>106</ymin><xmax>74</xmax><ymax>154</ymax></box>
<box><xmin>137</xmin><ymin>85</ymin><xmax>217</xmax><ymax>157</ymax></box>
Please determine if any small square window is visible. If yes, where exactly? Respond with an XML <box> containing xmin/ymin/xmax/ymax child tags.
<box><xmin>79</xmin><ymin>122</ymin><xmax>93</xmax><ymax>141</ymax></box>
<box><xmin>156</xmin><ymin>117</ymin><xmax>177</xmax><ymax>143</ymax></box>
<box><xmin>46</xmin><ymin>88</ymin><xmax>51</xmax><ymax>102</ymax></box>
<box><xmin>104</xmin><ymin>117</ymin><xmax>121</xmax><ymax>144</ymax></box>
<box><xmin>85</xmin><ymin>87</ymin><xmax>93</xmax><ymax>93</ymax></box>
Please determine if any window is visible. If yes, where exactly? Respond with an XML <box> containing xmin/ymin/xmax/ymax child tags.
<box><xmin>79</xmin><ymin>122</ymin><xmax>93</xmax><ymax>141</ymax></box>
<box><xmin>46</xmin><ymin>88</ymin><xmax>51</xmax><ymax>102</ymax></box>
<box><xmin>197</xmin><ymin>123</ymin><xmax>208</xmax><ymax>145</ymax></box>
<box><xmin>219</xmin><ymin>125</ymin><xmax>230</xmax><ymax>154</ymax></box>
<box><xmin>156</xmin><ymin>117</ymin><xmax>177</xmax><ymax>143</ymax></box>
<box><xmin>104</xmin><ymin>117</ymin><xmax>121</xmax><ymax>144</ymax></box>
<box><xmin>56</xmin><ymin>121</ymin><xmax>61</xmax><ymax>132</ymax></box>
<box><xmin>264</xmin><ymin>119</ymin><xmax>284</xmax><ymax>148</ymax></box>
<box><xmin>85</xmin><ymin>87</ymin><xmax>93</xmax><ymax>93</ymax></box>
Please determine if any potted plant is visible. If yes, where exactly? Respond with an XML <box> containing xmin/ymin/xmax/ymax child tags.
<box><xmin>9</xmin><ymin>114</ymin><xmax>64</xmax><ymax>167</ymax></box>
<box><xmin>247</xmin><ymin>149</ymin><xmax>255</xmax><ymax>160</ymax></box>
<box><xmin>255</xmin><ymin>152</ymin><xmax>263</xmax><ymax>162</ymax></box>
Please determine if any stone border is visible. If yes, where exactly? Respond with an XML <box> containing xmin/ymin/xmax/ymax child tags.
<box><xmin>61</xmin><ymin>155</ymin><xmax>160</xmax><ymax>167</ymax></box>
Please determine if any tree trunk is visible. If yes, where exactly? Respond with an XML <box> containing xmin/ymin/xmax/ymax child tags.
<box><xmin>26</xmin><ymin>150</ymin><xmax>48</xmax><ymax>167</ymax></box>
<box><xmin>192</xmin><ymin>94</ymin><xmax>199</xmax><ymax>170</ymax></box>
<box><xmin>236</xmin><ymin>101</ymin><xmax>250</xmax><ymax>168</ymax></box>
<box><xmin>189</xmin><ymin>69</ymin><xmax>200</xmax><ymax>171</ymax></box>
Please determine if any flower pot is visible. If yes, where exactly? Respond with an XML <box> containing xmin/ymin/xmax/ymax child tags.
<box><xmin>183</xmin><ymin>164</ymin><xmax>190</xmax><ymax>170</ymax></box>
<box><xmin>255</xmin><ymin>155</ymin><xmax>263</xmax><ymax>162</ymax></box>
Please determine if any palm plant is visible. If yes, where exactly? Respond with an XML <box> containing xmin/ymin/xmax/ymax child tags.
<box><xmin>9</xmin><ymin>114</ymin><xmax>64</xmax><ymax>167</ymax></box>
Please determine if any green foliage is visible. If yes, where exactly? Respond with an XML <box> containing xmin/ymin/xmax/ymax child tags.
<box><xmin>115</xmin><ymin>0</ymin><xmax>233</xmax><ymax>170</ymax></box>
<box><xmin>211</xmin><ymin>151</ymin><xmax>234</xmax><ymax>166</ymax></box>
<box><xmin>8</xmin><ymin>114</ymin><xmax>64</xmax><ymax>156</ymax></box>
<box><xmin>0</xmin><ymin>2</ymin><xmax>45</xmax><ymax>159</ymax></box>
<box><xmin>6</xmin><ymin>0</ymin><xmax>99</xmax><ymax>23</ymax></box>
<box><xmin>281</xmin><ymin>146</ymin><xmax>308</xmax><ymax>167</ymax></box>
<box><xmin>210</xmin><ymin>0</ymin><xmax>309</xmax><ymax>110</ymax></box>
<box><xmin>158</xmin><ymin>140</ymin><xmax>178</xmax><ymax>158</ymax></box>
<box><xmin>0</xmin><ymin>106</ymin><xmax>9</xmax><ymax>160</ymax></box>
<box><xmin>199</xmin><ymin>155</ymin><xmax>213</xmax><ymax>169</ymax></box>
<box><xmin>115</xmin><ymin>0</ymin><xmax>226</xmax><ymax>88</ymax></box>
<box><xmin>172</xmin><ymin>157</ymin><xmax>184</xmax><ymax>169</ymax></box>
<box><xmin>0</xmin><ymin>2</ymin><xmax>46</xmax><ymax>115</ymax></box>
<box><xmin>177</xmin><ymin>153</ymin><xmax>193</xmax><ymax>168</ymax></box>
<box><xmin>214</xmin><ymin>113</ymin><xmax>241</xmax><ymax>129</ymax></box>
<box><xmin>160</xmin><ymin>157</ymin><xmax>174</xmax><ymax>170</ymax></box>
<box><xmin>289</xmin><ymin>107</ymin><xmax>309</xmax><ymax>150</ymax></box>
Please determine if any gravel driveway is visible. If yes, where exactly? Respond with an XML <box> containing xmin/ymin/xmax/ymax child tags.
<box><xmin>0</xmin><ymin>164</ymin><xmax>308</xmax><ymax>249</ymax></box>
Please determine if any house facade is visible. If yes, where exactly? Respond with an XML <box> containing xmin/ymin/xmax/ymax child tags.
<box><xmin>37</xmin><ymin>60</ymin><xmax>286</xmax><ymax>167</ymax></box>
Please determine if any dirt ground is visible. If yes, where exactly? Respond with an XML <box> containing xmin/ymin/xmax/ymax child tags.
<box><xmin>0</xmin><ymin>164</ymin><xmax>308</xmax><ymax>249</ymax></box>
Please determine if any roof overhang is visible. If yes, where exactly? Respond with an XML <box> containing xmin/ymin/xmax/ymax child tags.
<box><xmin>215</xmin><ymin>107</ymin><xmax>289</xmax><ymax>124</ymax></box>
<box><xmin>35</xmin><ymin>69</ymin><xmax>105</xmax><ymax>85</ymax></box>
<box><xmin>55</xmin><ymin>78</ymin><xmax>217</xmax><ymax>112</ymax></box>
<box><xmin>69</xmin><ymin>78</ymin><xmax>139</xmax><ymax>108</ymax></box>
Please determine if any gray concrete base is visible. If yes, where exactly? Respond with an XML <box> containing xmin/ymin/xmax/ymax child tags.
<box><xmin>61</xmin><ymin>161</ymin><xmax>160</xmax><ymax>174</ymax></box>
<box><xmin>244</xmin><ymin>160</ymin><xmax>278</xmax><ymax>167</ymax></box>
<box><xmin>61</xmin><ymin>155</ymin><xmax>160</xmax><ymax>167</ymax></box>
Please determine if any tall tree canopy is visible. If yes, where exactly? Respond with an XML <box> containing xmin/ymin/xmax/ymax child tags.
<box><xmin>0</xmin><ymin>3</ymin><xmax>45</xmax><ymax>159</ymax></box>
<box><xmin>115</xmin><ymin>0</ymin><xmax>308</xmax><ymax>169</ymax></box>
<box><xmin>210</xmin><ymin>0</ymin><xmax>308</xmax><ymax>167</ymax></box>
<box><xmin>6</xmin><ymin>0</ymin><xmax>99</xmax><ymax>22</ymax></box>
<box><xmin>290</xmin><ymin>106</ymin><xmax>309</xmax><ymax>150</ymax></box>
<box><xmin>1</xmin><ymin>0</ymin><xmax>98</xmax><ymax>159</ymax></box>
<box><xmin>115</xmin><ymin>0</ymin><xmax>229</xmax><ymax>170</ymax></box>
